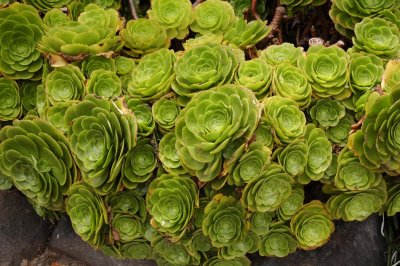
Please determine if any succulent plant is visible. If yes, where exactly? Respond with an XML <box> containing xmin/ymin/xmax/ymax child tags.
<box><xmin>147</xmin><ymin>0</ymin><xmax>194</xmax><ymax>40</ymax></box>
<box><xmin>326</xmin><ymin>113</ymin><xmax>354</xmax><ymax>147</ymax></box>
<box><xmin>260</xmin><ymin>43</ymin><xmax>303</xmax><ymax>66</ymax></box>
<box><xmin>277</xmin><ymin>185</ymin><xmax>305</xmax><ymax>221</ymax></box>
<box><xmin>290</xmin><ymin>200</ymin><xmax>335</xmax><ymax>250</ymax></box>
<box><xmin>326</xmin><ymin>179</ymin><xmax>387</xmax><ymax>221</ymax></box>
<box><xmin>0</xmin><ymin>117</ymin><xmax>77</xmax><ymax>210</ymax></box>
<box><xmin>172</xmin><ymin>43</ymin><xmax>241</xmax><ymax>98</ymax></box>
<box><xmin>272</xmin><ymin>63</ymin><xmax>312</xmax><ymax>109</ymax></box>
<box><xmin>0</xmin><ymin>78</ymin><xmax>21</xmax><ymax>121</ymax></box>
<box><xmin>126</xmin><ymin>98</ymin><xmax>154</xmax><ymax>137</ymax></box>
<box><xmin>262</xmin><ymin>96</ymin><xmax>306</xmax><ymax>146</ymax></box>
<box><xmin>235</xmin><ymin>58</ymin><xmax>272</xmax><ymax>100</ymax></box>
<box><xmin>106</xmin><ymin>190</ymin><xmax>147</xmax><ymax>243</ymax></box>
<box><xmin>224</xmin><ymin>17</ymin><xmax>270</xmax><ymax>49</ymax></box>
<box><xmin>352</xmin><ymin>17</ymin><xmax>400</xmax><ymax>60</ymax></box>
<box><xmin>81</xmin><ymin>55</ymin><xmax>116</xmax><ymax>78</ymax></box>
<box><xmin>321</xmin><ymin>153</ymin><xmax>338</xmax><ymax>184</ymax></box>
<box><xmin>42</xmin><ymin>8</ymin><xmax>70</xmax><ymax>27</ymax></box>
<box><xmin>152</xmin><ymin>97</ymin><xmax>180</xmax><ymax>133</ymax></box>
<box><xmin>219</xmin><ymin>230</ymin><xmax>260</xmax><ymax>260</ymax></box>
<box><xmin>349</xmin><ymin>53</ymin><xmax>384</xmax><ymax>93</ymax></box>
<box><xmin>0</xmin><ymin>3</ymin><xmax>44</xmax><ymax>80</ymax></box>
<box><xmin>347</xmin><ymin>89</ymin><xmax>400</xmax><ymax>176</ymax></box>
<box><xmin>64</xmin><ymin>95</ymin><xmax>137</xmax><ymax>194</ymax></box>
<box><xmin>175</xmin><ymin>84</ymin><xmax>258</xmax><ymax>181</ymax></box>
<box><xmin>158</xmin><ymin>132</ymin><xmax>187</xmax><ymax>175</ymax></box>
<box><xmin>202</xmin><ymin>194</ymin><xmax>246</xmax><ymax>248</ymax></box>
<box><xmin>147</xmin><ymin>174</ymin><xmax>198</xmax><ymax>240</ymax></box>
<box><xmin>242</xmin><ymin>163</ymin><xmax>293</xmax><ymax>212</ymax></box>
<box><xmin>36</xmin><ymin>85</ymin><xmax>49</xmax><ymax>118</ymax></box>
<box><xmin>334</xmin><ymin>147</ymin><xmax>382</xmax><ymax>191</ymax></box>
<box><xmin>329</xmin><ymin>0</ymin><xmax>398</xmax><ymax>38</ymax></box>
<box><xmin>121</xmin><ymin>18</ymin><xmax>170</xmax><ymax>57</ymax></box>
<box><xmin>190</xmin><ymin>0</ymin><xmax>237</xmax><ymax>36</ymax></box>
<box><xmin>120</xmin><ymin>240</ymin><xmax>152</xmax><ymax>260</ymax></box>
<box><xmin>382</xmin><ymin>60</ymin><xmax>400</xmax><ymax>93</ymax></box>
<box><xmin>297</xmin><ymin>124</ymin><xmax>332</xmax><ymax>184</ymax></box>
<box><xmin>86</xmin><ymin>69</ymin><xmax>122</xmax><ymax>99</ymax></box>
<box><xmin>47</xmin><ymin>101</ymin><xmax>76</xmax><ymax>132</ymax></box>
<box><xmin>39</xmin><ymin>4</ymin><xmax>121</xmax><ymax>57</ymax></box>
<box><xmin>20</xmin><ymin>81</ymin><xmax>39</xmax><ymax>114</ymax></box>
<box><xmin>274</xmin><ymin>141</ymin><xmax>308</xmax><ymax>177</ymax></box>
<box><xmin>259</xmin><ymin>222</ymin><xmax>297</xmax><ymax>257</ymax></box>
<box><xmin>250</xmin><ymin>211</ymin><xmax>275</xmax><ymax>236</ymax></box>
<box><xmin>253</xmin><ymin>118</ymin><xmax>274</xmax><ymax>149</ymax></box>
<box><xmin>128</xmin><ymin>48</ymin><xmax>175</xmax><ymax>101</ymax></box>
<box><xmin>152</xmin><ymin>235</ymin><xmax>200</xmax><ymax>265</ymax></box>
<box><xmin>298</xmin><ymin>45</ymin><xmax>350</xmax><ymax>100</ymax></box>
<box><xmin>66</xmin><ymin>182</ymin><xmax>107</xmax><ymax>247</ymax></box>
<box><xmin>45</xmin><ymin>65</ymin><xmax>85</xmax><ymax>105</ymax></box>
<box><xmin>309</xmin><ymin>99</ymin><xmax>346</xmax><ymax>128</ymax></box>
<box><xmin>115</xmin><ymin>56</ymin><xmax>135</xmax><ymax>76</ymax></box>
<box><xmin>384</xmin><ymin>180</ymin><xmax>400</xmax><ymax>216</ymax></box>
<box><xmin>191</xmin><ymin>229</ymin><xmax>213</xmax><ymax>252</ymax></box>
<box><xmin>228</xmin><ymin>142</ymin><xmax>271</xmax><ymax>186</ymax></box>
<box><xmin>122</xmin><ymin>138</ymin><xmax>156</xmax><ymax>189</ymax></box>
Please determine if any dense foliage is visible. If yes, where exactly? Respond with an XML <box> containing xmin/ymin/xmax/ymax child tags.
<box><xmin>0</xmin><ymin>0</ymin><xmax>399</xmax><ymax>265</ymax></box>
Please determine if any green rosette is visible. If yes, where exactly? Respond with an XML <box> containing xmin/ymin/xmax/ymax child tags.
<box><xmin>190</xmin><ymin>0</ymin><xmax>237</xmax><ymax>36</ymax></box>
<box><xmin>0</xmin><ymin>78</ymin><xmax>21</xmax><ymax>121</ymax></box>
<box><xmin>66</xmin><ymin>182</ymin><xmax>108</xmax><ymax>248</ymax></box>
<box><xmin>241</xmin><ymin>163</ymin><xmax>293</xmax><ymax>212</ymax></box>
<box><xmin>326</xmin><ymin>180</ymin><xmax>387</xmax><ymax>221</ymax></box>
<box><xmin>272</xmin><ymin>63</ymin><xmax>312</xmax><ymax>109</ymax></box>
<box><xmin>259</xmin><ymin>222</ymin><xmax>297</xmax><ymax>257</ymax></box>
<box><xmin>147</xmin><ymin>0</ymin><xmax>194</xmax><ymax>40</ymax></box>
<box><xmin>202</xmin><ymin>194</ymin><xmax>246</xmax><ymax>248</ymax></box>
<box><xmin>152</xmin><ymin>97</ymin><xmax>180</xmax><ymax>133</ymax></box>
<box><xmin>122</xmin><ymin>138</ymin><xmax>156</xmax><ymax>189</ymax></box>
<box><xmin>86</xmin><ymin>69</ymin><xmax>122</xmax><ymax>99</ymax></box>
<box><xmin>175</xmin><ymin>84</ymin><xmax>258</xmax><ymax>182</ymax></box>
<box><xmin>334</xmin><ymin>147</ymin><xmax>382</xmax><ymax>191</ymax></box>
<box><xmin>0</xmin><ymin>3</ymin><xmax>44</xmax><ymax>80</ymax></box>
<box><xmin>128</xmin><ymin>48</ymin><xmax>176</xmax><ymax>101</ymax></box>
<box><xmin>158</xmin><ymin>132</ymin><xmax>187</xmax><ymax>175</ymax></box>
<box><xmin>121</xmin><ymin>18</ymin><xmax>170</xmax><ymax>57</ymax></box>
<box><xmin>147</xmin><ymin>174</ymin><xmax>198</xmax><ymax>240</ymax></box>
<box><xmin>262</xmin><ymin>96</ymin><xmax>306</xmax><ymax>146</ymax></box>
<box><xmin>81</xmin><ymin>55</ymin><xmax>116</xmax><ymax>78</ymax></box>
<box><xmin>260</xmin><ymin>43</ymin><xmax>303</xmax><ymax>66</ymax></box>
<box><xmin>64</xmin><ymin>95</ymin><xmax>137</xmax><ymax>195</ymax></box>
<box><xmin>0</xmin><ymin>117</ymin><xmax>77</xmax><ymax>211</ymax></box>
<box><xmin>290</xmin><ymin>200</ymin><xmax>335</xmax><ymax>250</ymax></box>
<box><xmin>172</xmin><ymin>43</ymin><xmax>241</xmax><ymax>98</ymax></box>
<box><xmin>235</xmin><ymin>58</ymin><xmax>272</xmax><ymax>100</ymax></box>
<box><xmin>45</xmin><ymin>65</ymin><xmax>85</xmax><ymax>105</ymax></box>
<box><xmin>298</xmin><ymin>45</ymin><xmax>350</xmax><ymax>100</ymax></box>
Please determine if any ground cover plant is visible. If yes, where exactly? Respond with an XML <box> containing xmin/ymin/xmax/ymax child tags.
<box><xmin>0</xmin><ymin>0</ymin><xmax>399</xmax><ymax>265</ymax></box>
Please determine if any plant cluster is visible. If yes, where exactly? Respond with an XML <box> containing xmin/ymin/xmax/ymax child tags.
<box><xmin>0</xmin><ymin>0</ymin><xmax>399</xmax><ymax>265</ymax></box>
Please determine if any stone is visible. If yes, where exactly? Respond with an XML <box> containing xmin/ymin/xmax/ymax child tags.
<box><xmin>49</xmin><ymin>215</ymin><xmax>156</xmax><ymax>266</ymax></box>
<box><xmin>252</xmin><ymin>214</ymin><xmax>387</xmax><ymax>266</ymax></box>
<box><xmin>0</xmin><ymin>189</ymin><xmax>52</xmax><ymax>266</ymax></box>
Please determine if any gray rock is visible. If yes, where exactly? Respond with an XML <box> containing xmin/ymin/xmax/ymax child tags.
<box><xmin>49</xmin><ymin>215</ymin><xmax>156</xmax><ymax>266</ymax></box>
<box><xmin>0</xmin><ymin>189</ymin><xmax>52</xmax><ymax>266</ymax></box>
<box><xmin>252</xmin><ymin>214</ymin><xmax>387</xmax><ymax>266</ymax></box>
